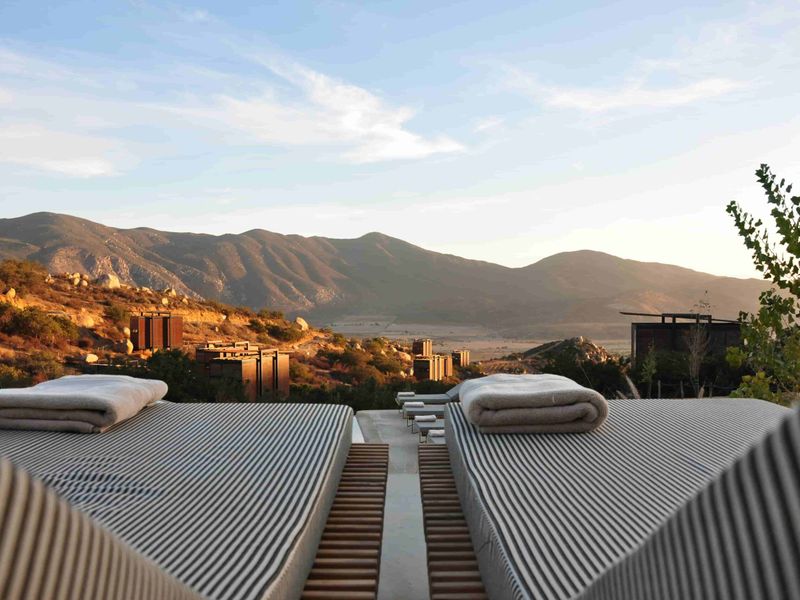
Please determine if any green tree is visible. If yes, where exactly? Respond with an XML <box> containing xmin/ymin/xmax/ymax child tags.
<box><xmin>726</xmin><ymin>164</ymin><xmax>800</xmax><ymax>404</ymax></box>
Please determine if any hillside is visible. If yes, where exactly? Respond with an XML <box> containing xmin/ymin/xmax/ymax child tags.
<box><xmin>0</xmin><ymin>260</ymin><xmax>427</xmax><ymax>392</ymax></box>
<box><xmin>0</xmin><ymin>212</ymin><xmax>769</xmax><ymax>339</ymax></box>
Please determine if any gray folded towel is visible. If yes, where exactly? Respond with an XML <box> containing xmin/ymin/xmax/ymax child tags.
<box><xmin>415</xmin><ymin>414</ymin><xmax>437</xmax><ymax>422</ymax></box>
<box><xmin>404</xmin><ymin>401</ymin><xmax>425</xmax><ymax>408</ymax></box>
<box><xmin>459</xmin><ymin>373</ymin><xmax>608</xmax><ymax>434</ymax></box>
<box><xmin>0</xmin><ymin>375</ymin><xmax>168</xmax><ymax>433</ymax></box>
<box><xmin>428</xmin><ymin>429</ymin><xmax>445</xmax><ymax>437</ymax></box>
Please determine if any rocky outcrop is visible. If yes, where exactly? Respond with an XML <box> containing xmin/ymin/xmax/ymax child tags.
<box><xmin>295</xmin><ymin>316</ymin><xmax>310</xmax><ymax>331</ymax></box>
<box><xmin>97</xmin><ymin>273</ymin><xmax>121</xmax><ymax>289</ymax></box>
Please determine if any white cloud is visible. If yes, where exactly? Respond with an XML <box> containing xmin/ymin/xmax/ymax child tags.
<box><xmin>473</xmin><ymin>116</ymin><xmax>504</xmax><ymax>133</ymax></box>
<box><xmin>0</xmin><ymin>124</ymin><xmax>119</xmax><ymax>177</ymax></box>
<box><xmin>509</xmin><ymin>68</ymin><xmax>746</xmax><ymax>113</ymax></box>
<box><xmin>175</xmin><ymin>60</ymin><xmax>465</xmax><ymax>163</ymax></box>
<box><xmin>544</xmin><ymin>78</ymin><xmax>745</xmax><ymax>112</ymax></box>
<box><xmin>179</xmin><ymin>8</ymin><xmax>211</xmax><ymax>23</ymax></box>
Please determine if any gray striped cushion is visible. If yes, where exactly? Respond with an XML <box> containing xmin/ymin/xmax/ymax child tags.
<box><xmin>0</xmin><ymin>402</ymin><xmax>352</xmax><ymax>600</ymax></box>
<box><xmin>580</xmin><ymin>403</ymin><xmax>800</xmax><ymax>600</ymax></box>
<box><xmin>0</xmin><ymin>458</ymin><xmax>199</xmax><ymax>600</ymax></box>
<box><xmin>446</xmin><ymin>398</ymin><xmax>789</xmax><ymax>600</ymax></box>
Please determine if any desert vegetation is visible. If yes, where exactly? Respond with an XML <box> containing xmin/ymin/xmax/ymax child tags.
<box><xmin>726</xmin><ymin>164</ymin><xmax>800</xmax><ymax>404</ymax></box>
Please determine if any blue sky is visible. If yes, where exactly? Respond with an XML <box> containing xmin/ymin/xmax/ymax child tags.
<box><xmin>1</xmin><ymin>1</ymin><xmax>799</xmax><ymax>279</ymax></box>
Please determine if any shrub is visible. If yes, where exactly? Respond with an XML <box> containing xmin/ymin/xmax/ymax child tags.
<box><xmin>0</xmin><ymin>364</ymin><xmax>31</xmax><ymax>388</ymax></box>
<box><xmin>369</xmin><ymin>353</ymin><xmax>402</xmax><ymax>375</ymax></box>
<box><xmin>1</xmin><ymin>306</ymin><xmax>78</xmax><ymax>345</ymax></box>
<box><xmin>0</xmin><ymin>259</ymin><xmax>48</xmax><ymax>295</ymax></box>
<box><xmin>267</xmin><ymin>322</ymin><xmax>304</xmax><ymax>342</ymax></box>
<box><xmin>104</xmin><ymin>302</ymin><xmax>129</xmax><ymax>327</ymax></box>
<box><xmin>258</xmin><ymin>309</ymin><xmax>284</xmax><ymax>320</ymax></box>
<box><xmin>726</xmin><ymin>164</ymin><xmax>800</xmax><ymax>403</ymax></box>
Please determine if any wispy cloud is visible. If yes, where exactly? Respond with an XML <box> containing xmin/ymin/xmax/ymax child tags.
<box><xmin>542</xmin><ymin>77</ymin><xmax>744</xmax><ymax>112</ymax></box>
<box><xmin>178</xmin><ymin>8</ymin><xmax>211</xmax><ymax>23</ymax></box>
<box><xmin>0</xmin><ymin>124</ymin><xmax>119</xmax><ymax>177</ymax></box>
<box><xmin>174</xmin><ymin>59</ymin><xmax>465</xmax><ymax>163</ymax></box>
<box><xmin>473</xmin><ymin>116</ymin><xmax>504</xmax><ymax>133</ymax></box>
<box><xmin>508</xmin><ymin>67</ymin><xmax>746</xmax><ymax>113</ymax></box>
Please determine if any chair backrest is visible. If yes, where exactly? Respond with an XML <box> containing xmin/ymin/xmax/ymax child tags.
<box><xmin>0</xmin><ymin>458</ymin><xmax>200</xmax><ymax>600</ymax></box>
<box><xmin>580</xmin><ymin>405</ymin><xmax>800</xmax><ymax>600</ymax></box>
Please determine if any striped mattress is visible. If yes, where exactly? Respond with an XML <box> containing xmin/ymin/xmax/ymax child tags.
<box><xmin>446</xmin><ymin>398</ymin><xmax>789</xmax><ymax>600</ymax></box>
<box><xmin>0</xmin><ymin>402</ymin><xmax>352</xmax><ymax>600</ymax></box>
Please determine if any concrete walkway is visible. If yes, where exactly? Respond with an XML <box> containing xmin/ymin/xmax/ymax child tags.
<box><xmin>357</xmin><ymin>410</ymin><xmax>430</xmax><ymax>600</ymax></box>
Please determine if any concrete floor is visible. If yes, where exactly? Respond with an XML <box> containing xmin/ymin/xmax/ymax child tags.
<box><xmin>357</xmin><ymin>410</ymin><xmax>430</xmax><ymax>600</ymax></box>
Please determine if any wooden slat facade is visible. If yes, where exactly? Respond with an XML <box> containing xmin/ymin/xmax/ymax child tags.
<box><xmin>418</xmin><ymin>444</ymin><xmax>487</xmax><ymax>600</ymax></box>
<box><xmin>302</xmin><ymin>443</ymin><xmax>389</xmax><ymax>600</ymax></box>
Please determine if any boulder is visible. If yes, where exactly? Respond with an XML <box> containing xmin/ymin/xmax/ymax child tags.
<box><xmin>181</xmin><ymin>297</ymin><xmax>189</xmax><ymax>304</ymax></box>
<box><xmin>71</xmin><ymin>276</ymin><xmax>81</xmax><ymax>286</ymax></box>
<box><xmin>97</xmin><ymin>273</ymin><xmax>121</xmax><ymax>289</ymax></box>
<box><xmin>84</xmin><ymin>353</ymin><xmax>99</xmax><ymax>364</ymax></box>
<box><xmin>140</xmin><ymin>287</ymin><xmax>152</xmax><ymax>294</ymax></box>
<box><xmin>125</xmin><ymin>339</ymin><xmax>134</xmax><ymax>355</ymax></box>
<box><xmin>295</xmin><ymin>317</ymin><xmax>310</xmax><ymax>331</ymax></box>
<box><xmin>161</xmin><ymin>297</ymin><xmax>169</xmax><ymax>306</ymax></box>
<box><xmin>164</xmin><ymin>287</ymin><xmax>178</xmax><ymax>297</ymax></box>
<box><xmin>397</xmin><ymin>351</ymin><xmax>412</xmax><ymax>362</ymax></box>
<box><xmin>45</xmin><ymin>274</ymin><xmax>53</xmax><ymax>284</ymax></box>
<box><xmin>4</xmin><ymin>288</ymin><xmax>15</xmax><ymax>299</ymax></box>
<box><xmin>80</xmin><ymin>279</ymin><xmax>88</xmax><ymax>287</ymax></box>
<box><xmin>80</xmin><ymin>273</ymin><xmax>89</xmax><ymax>281</ymax></box>
<box><xmin>122</xmin><ymin>326</ymin><xmax>131</xmax><ymax>338</ymax></box>
<box><xmin>78</xmin><ymin>314</ymin><xmax>95</xmax><ymax>328</ymax></box>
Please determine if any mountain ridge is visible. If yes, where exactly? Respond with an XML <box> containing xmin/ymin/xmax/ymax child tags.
<box><xmin>0</xmin><ymin>212</ymin><xmax>768</xmax><ymax>339</ymax></box>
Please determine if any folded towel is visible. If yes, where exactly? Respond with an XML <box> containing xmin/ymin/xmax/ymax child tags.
<box><xmin>397</xmin><ymin>391</ymin><xmax>415</xmax><ymax>396</ymax></box>
<box><xmin>404</xmin><ymin>401</ymin><xmax>425</xmax><ymax>408</ymax></box>
<box><xmin>0</xmin><ymin>375</ymin><xmax>168</xmax><ymax>433</ymax></box>
<box><xmin>428</xmin><ymin>429</ymin><xmax>445</xmax><ymax>437</ymax></box>
<box><xmin>459</xmin><ymin>374</ymin><xmax>608</xmax><ymax>434</ymax></box>
<box><xmin>415</xmin><ymin>414</ymin><xmax>437</xmax><ymax>422</ymax></box>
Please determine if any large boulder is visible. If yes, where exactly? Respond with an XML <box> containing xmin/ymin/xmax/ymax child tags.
<box><xmin>295</xmin><ymin>317</ymin><xmax>310</xmax><ymax>331</ymax></box>
<box><xmin>161</xmin><ymin>297</ymin><xmax>169</xmax><ymax>306</ymax></box>
<box><xmin>84</xmin><ymin>353</ymin><xmax>99</xmax><ymax>364</ymax></box>
<box><xmin>4</xmin><ymin>288</ymin><xmax>15</xmax><ymax>300</ymax></box>
<box><xmin>97</xmin><ymin>273</ymin><xmax>121</xmax><ymax>289</ymax></box>
<box><xmin>125</xmin><ymin>339</ymin><xmax>134</xmax><ymax>355</ymax></box>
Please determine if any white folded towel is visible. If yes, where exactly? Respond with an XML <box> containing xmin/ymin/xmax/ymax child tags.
<box><xmin>404</xmin><ymin>401</ymin><xmax>425</xmax><ymax>408</ymax></box>
<box><xmin>397</xmin><ymin>391</ymin><xmax>415</xmax><ymax>396</ymax></box>
<box><xmin>460</xmin><ymin>373</ymin><xmax>608</xmax><ymax>434</ymax></box>
<box><xmin>428</xmin><ymin>429</ymin><xmax>445</xmax><ymax>437</ymax></box>
<box><xmin>415</xmin><ymin>414</ymin><xmax>437</xmax><ymax>423</ymax></box>
<box><xmin>0</xmin><ymin>375</ymin><xmax>168</xmax><ymax>433</ymax></box>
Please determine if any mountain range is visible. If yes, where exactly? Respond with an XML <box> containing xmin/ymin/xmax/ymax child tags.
<box><xmin>0</xmin><ymin>212</ymin><xmax>768</xmax><ymax>339</ymax></box>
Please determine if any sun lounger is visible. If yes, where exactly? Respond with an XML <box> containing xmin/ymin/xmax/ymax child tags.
<box><xmin>445</xmin><ymin>398</ymin><xmax>791</xmax><ymax>600</ymax></box>
<box><xmin>0</xmin><ymin>457</ymin><xmax>199</xmax><ymax>600</ymax></box>
<box><xmin>403</xmin><ymin>404</ymin><xmax>445</xmax><ymax>424</ymax></box>
<box><xmin>394</xmin><ymin>383</ymin><xmax>462</xmax><ymax>407</ymax></box>
<box><xmin>413</xmin><ymin>418</ymin><xmax>445</xmax><ymax>440</ymax></box>
<box><xmin>0</xmin><ymin>402</ymin><xmax>353</xmax><ymax>600</ymax></box>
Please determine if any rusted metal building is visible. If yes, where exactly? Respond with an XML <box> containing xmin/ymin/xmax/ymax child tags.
<box><xmin>443</xmin><ymin>355</ymin><xmax>453</xmax><ymax>379</ymax></box>
<box><xmin>451</xmin><ymin>350</ymin><xmax>470</xmax><ymax>368</ymax></box>
<box><xmin>195</xmin><ymin>341</ymin><xmax>290</xmax><ymax>399</ymax></box>
<box><xmin>130</xmin><ymin>312</ymin><xmax>183</xmax><ymax>351</ymax></box>
<box><xmin>413</xmin><ymin>354</ymin><xmax>453</xmax><ymax>381</ymax></box>
<box><xmin>622</xmin><ymin>312</ymin><xmax>741</xmax><ymax>365</ymax></box>
<box><xmin>412</xmin><ymin>338</ymin><xmax>433</xmax><ymax>357</ymax></box>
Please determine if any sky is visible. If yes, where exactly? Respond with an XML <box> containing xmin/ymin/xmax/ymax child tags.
<box><xmin>1</xmin><ymin>1</ymin><xmax>799</xmax><ymax>279</ymax></box>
